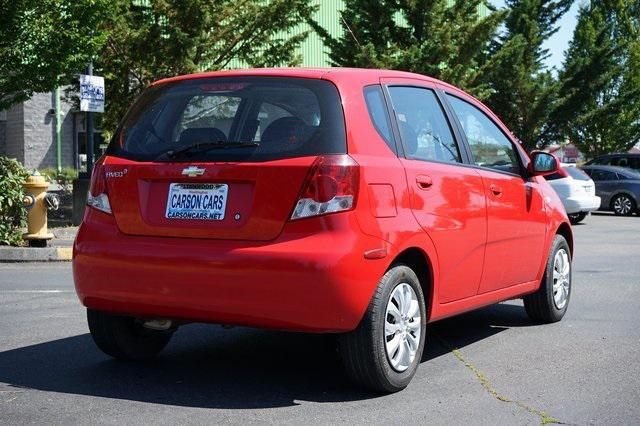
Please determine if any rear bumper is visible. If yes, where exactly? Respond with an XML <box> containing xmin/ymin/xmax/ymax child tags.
<box><xmin>73</xmin><ymin>209</ymin><xmax>388</xmax><ymax>332</ymax></box>
<box><xmin>563</xmin><ymin>195</ymin><xmax>601</xmax><ymax>214</ymax></box>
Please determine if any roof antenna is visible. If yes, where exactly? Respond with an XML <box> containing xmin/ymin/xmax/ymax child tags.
<box><xmin>341</xmin><ymin>16</ymin><xmax>362</xmax><ymax>48</ymax></box>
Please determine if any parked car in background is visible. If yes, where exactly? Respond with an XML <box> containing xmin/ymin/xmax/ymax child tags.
<box><xmin>74</xmin><ymin>68</ymin><xmax>573</xmax><ymax>393</ymax></box>
<box><xmin>585</xmin><ymin>153</ymin><xmax>640</xmax><ymax>171</ymax></box>
<box><xmin>544</xmin><ymin>165</ymin><xmax>600</xmax><ymax>224</ymax></box>
<box><xmin>581</xmin><ymin>165</ymin><xmax>640</xmax><ymax>215</ymax></box>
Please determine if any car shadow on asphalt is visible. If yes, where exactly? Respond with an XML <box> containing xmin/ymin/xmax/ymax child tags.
<box><xmin>0</xmin><ymin>302</ymin><xmax>532</xmax><ymax>408</ymax></box>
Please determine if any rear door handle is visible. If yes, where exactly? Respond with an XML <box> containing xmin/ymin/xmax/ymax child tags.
<box><xmin>489</xmin><ymin>184</ymin><xmax>503</xmax><ymax>196</ymax></box>
<box><xmin>416</xmin><ymin>175</ymin><xmax>433</xmax><ymax>190</ymax></box>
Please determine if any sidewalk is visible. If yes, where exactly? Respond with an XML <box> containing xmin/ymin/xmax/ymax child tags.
<box><xmin>0</xmin><ymin>227</ymin><xmax>78</xmax><ymax>262</ymax></box>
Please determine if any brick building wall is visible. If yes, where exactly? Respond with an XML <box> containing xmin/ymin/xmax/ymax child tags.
<box><xmin>1</xmin><ymin>91</ymin><xmax>75</xmax><ymax>169</ymax></box>
<box><xmin>4</xmin><ymin>103</ymin><xmax>25</xmax><ymax>163</ymax></box>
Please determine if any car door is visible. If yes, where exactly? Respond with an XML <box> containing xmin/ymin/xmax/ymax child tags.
<box><xmin>588</xmin><ymin>168</ymin><xmax>619</xmax><ymax>205</ymax></box>
<box><xmin>444</xmin><ymin>93</ymin><xmax>547</xmax><ymax>293</ymax></box>
<box><xmin>382</xmin><ymin>79</ymin><xmax>487</xmax><ymax>303</ymax></box>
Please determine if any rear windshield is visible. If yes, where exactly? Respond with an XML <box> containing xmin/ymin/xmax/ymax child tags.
<box><xmin>107</xmin><ymin>77</ymin><xmax>346</xmax><ymax>162</ymax></box>
<box><xmin>564</xmin><ymin>167</ymin><xmax>591</xmax><ymax>181</ymax></box>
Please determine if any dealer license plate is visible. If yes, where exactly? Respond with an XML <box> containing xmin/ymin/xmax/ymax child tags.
<box><xmin>165</xmin><ymin>183</ymin><xmax>228</xmax><ymax>220</ymax></box>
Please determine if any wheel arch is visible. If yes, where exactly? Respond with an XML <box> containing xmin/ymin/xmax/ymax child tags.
<box><xmin>555</xmin><ymin>222</ymin><xmax>574</xmax><ymax>257</ymax></box>
<box><xmin>388</xmin><ymin>247</ymin><xmax>434</xmax><ymax>320</ymax></box>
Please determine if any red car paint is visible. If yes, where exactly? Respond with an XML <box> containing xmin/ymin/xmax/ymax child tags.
<box><xmin>73</xmin><ymin>68</ymin><xmax>571</xmax><ymax>332</ymax></box>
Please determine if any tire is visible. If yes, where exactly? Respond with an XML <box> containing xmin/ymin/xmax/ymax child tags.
<box><xmin>611</xmin><ymin>193</ymin><xmax>636</xmax><ymax>216</ymax></box>
<box><xmin>523</xmin><ymin>235</ymin><xmax>571</xmax><ymax>323</ymax></box>
<box><xmin>568</xmin><ymin>212</ymin><xmax>587</xmax><ymax>225</ymax></box>
<box><xmin>339</xmin><ymin>265</ymin><xmax>427</xmax><ymax>393</ymax></box>
<box><xmin>87</xmin><ymin>309</ymin><xmax>173</xmax><ymax>360</ymax></box>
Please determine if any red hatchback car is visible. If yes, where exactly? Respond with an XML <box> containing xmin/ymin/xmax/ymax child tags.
<box><xmin>74</xmin><ymin>68</ymin><xmax>573</xmax><ymax>392</ymax></box>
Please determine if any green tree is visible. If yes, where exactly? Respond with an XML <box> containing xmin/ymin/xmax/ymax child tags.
<box><xmin>312</xmin><ymin>0</ymin><xmax>506</xmax><ymax>98</ymax></box>
<box><xmin>98</xmin><ymin>0</ymin><xmax>315</xmax><ymax>133</ymax></box>
<box><xmin>0</xmin><ymin>0</ymin><xmax>114</xmax><ymax>111</ymax></box>
<box><xmin>553</xmin><ymin>0</ymin><xmax>640</xmax><ymax>157</ymax></box>
<box><xmin>481</xmin><ymin>0</ymin><xmax>572</xmax><ymax>151</ymax></box>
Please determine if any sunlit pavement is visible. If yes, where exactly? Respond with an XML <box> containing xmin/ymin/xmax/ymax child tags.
<box><xmin>1</xmin><ymin>212</ymin><xmax>639</xmax><ymax>424</ymax></box>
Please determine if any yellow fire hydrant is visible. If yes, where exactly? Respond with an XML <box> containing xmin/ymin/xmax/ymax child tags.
<box><xmin>23</xmin><ymin>172</ymin><xmax>55</xmax><ymax>247</ymax></box>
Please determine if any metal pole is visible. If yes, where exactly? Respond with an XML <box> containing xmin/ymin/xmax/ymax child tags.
<box><xmin>86</xmin><ymin>63</ymin><xmax>95</xmax><ymax>177</ymax></box>
<box><xmin>55</xmin><ymin>86</ymin><xmax>62</xmax><ymax>172</ymax></box>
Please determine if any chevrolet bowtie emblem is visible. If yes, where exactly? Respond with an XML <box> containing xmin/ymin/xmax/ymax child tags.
<box><xmin>181</xmin><ymin>166</ymin><xmax>205</xmax><ymax>177</ymax></box>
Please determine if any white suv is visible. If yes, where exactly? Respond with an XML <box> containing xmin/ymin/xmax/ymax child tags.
<box><xmin>544</xmin><ymin>165</ymin><xmax>600</xmax><ymax>224</ymax></box>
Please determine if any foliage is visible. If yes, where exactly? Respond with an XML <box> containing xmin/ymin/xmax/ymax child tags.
<box><xmin>39</xmin><ymin>167</ymin><xmax>79</xmax><ymax>191</ymax></box>
<box><xmin>0</xmin><ymin>0</ymin><xmax>115</xmax><ymax>111</ymax></box>
<box><xmin>0</xmin><ymin>157</ymin><xmax>30</xmax><ymax>246</ymax></box>
<box><xmin>312</xmin><ymin>0</ymin><xmax>506</xmax><ymax>98</ymax></box>
<box><xmin>481</xmin><ymin>0</ymin><xmax>573</xmax><ymax>151</ymax></box>
<box><xmin>552</xmin><ymin>0</ymin><xmax>640</xmax><ymax>158</ymax></box>
<box><xmin>97</xmin><ymin>0</ymin><xmax>316</xmax><ymax>133</ymax></box>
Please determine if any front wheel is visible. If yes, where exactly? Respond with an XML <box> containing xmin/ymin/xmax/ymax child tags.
<box><xmin>339</xmin><ymin>265</ymin><xmax>427</xmax><ymax>393</ymax></box>
<box><xmin>611</xmin><ymin>194</ymin><xmax>636</xmax><ymax>216</ymax></box>
<box><xmin>87</xmin><ymin>309</ymin><xmax>174</xmax><ymax>360</ymax></box>
<box><xmin>523</xmin><ymin>235</ymin><xmax>571</xmax><ymax>323</ymax></box>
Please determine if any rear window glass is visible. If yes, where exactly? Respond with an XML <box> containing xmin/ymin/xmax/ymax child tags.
<box><xmin>564</xmin><ymin>167</ymin><xmax>591</xmax><ymax>181</ymax></box>
<box><xmin>363</xmin><ymin>85</ymin><xmax>395</xmax><ymax>153</ymax></box>
<box><xmin>107</xmin><ymin>77</ymin><xmax>346</xmax><ymax>162</ymax></box>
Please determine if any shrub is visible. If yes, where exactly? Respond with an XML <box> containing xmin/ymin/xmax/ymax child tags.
<box><xmin>40</xmin><ymin>166</ymin><xmax>79</xmax><ymax>193</ymax></box>
<box><xmin>0</xmin><ymin>157</ymin><xmax>30</xmax><ymax>245</ymax></box>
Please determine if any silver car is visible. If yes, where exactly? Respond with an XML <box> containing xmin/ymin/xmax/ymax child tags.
<box><xmin>581</xmin><ymin>165</ymin><xmax>640</xmax><ymax>216</ymax></box>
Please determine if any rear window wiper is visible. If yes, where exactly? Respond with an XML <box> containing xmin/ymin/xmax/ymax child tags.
<box><xmin>154</xmin><ymin>141</ymin><xmax>259</xmax><ymax>161</ymax></box>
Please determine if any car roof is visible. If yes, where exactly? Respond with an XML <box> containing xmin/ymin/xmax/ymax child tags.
<box><xmin>582</xmin><ymin>164</ymin><xmax>640</xmax><ymax>177</ymax></box>
<box><xmin>150</xmin><ymin>67</ymin><xmax>450</xmax><ymax>88</ymax></box>
<box><xmin>590</xmin><ymin>153</ymin><xmax>640</xmax><ymax>158</ymax></box>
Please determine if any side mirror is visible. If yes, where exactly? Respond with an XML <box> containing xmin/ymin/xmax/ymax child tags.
<box><xmin>528</xmin><ymin>151</ymin><xmax>559</xmax><ymax>176</ymax></box>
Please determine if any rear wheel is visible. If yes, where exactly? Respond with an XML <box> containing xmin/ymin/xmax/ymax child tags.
<box><xmin>87</xmin><ymin>309</ymin><xmax>173</xmax><ymax>360</ymax></box>
<box><xmin>339</xmin><ymin>265</ymin><xmax>426</xmax><ymax>393</ymax></box>
<box><xmin>523</xmin><ymin>235</ymin><xmax>571</xmax><ymax>323</ymax></box>
<box><xmin>568</xmin><ymin>212</ymin><xmax>587</xmax><ymax>224</ymax></box>
<box><xmin>611</xmin><ymin>194</ymin><xmax>636</xmax><ymax>216</ymax></box>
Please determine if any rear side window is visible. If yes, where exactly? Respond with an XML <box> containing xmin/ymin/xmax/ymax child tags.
<box><xmin>610</xmin><ymin>156</ymin><xmax>640</xmax><ymax>169</ymax></box>
<box><xmin>108</xmin><ymin>77</ymin><xmax>346</xmax><ymax>162</ymax></box>
<box><xmin>590</xmin><ymin>170</ymin><xmax>618</xmax><ymax>181</ymax></box>
<box><xmin>387</xmin><ymin>86</ymin><xmax>461</xmax><ymax>164</ymax></box>
<box><xmin>363</xmin><ymin>85</ymin><xmax>395</xmax><ymax>153</ymax></box>
<box><xmin>447</xmin><ymin>94</ymin><xmax>520</xmax><ymax>175</ymax></box>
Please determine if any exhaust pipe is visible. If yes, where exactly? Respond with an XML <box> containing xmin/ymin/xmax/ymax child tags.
<box><xmin>142</xmin><ymin>319</ymin><xmax>173</xmax><ymax>331</ymax></box>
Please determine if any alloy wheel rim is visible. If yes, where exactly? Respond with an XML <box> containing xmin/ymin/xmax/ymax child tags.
<box><xmin>552</xmin><ymin>248</ymin><xmax>571</xmax><ymax>309</ymax></box>
<box><xmin>385</xmin><ymin>283</ymin><xmax>421</xmax><ymax>372</ymax></box>
<box><xmin>614</xmin><ymin>196</ymin><xmax>632</xmax><ymax>214</ymax></box>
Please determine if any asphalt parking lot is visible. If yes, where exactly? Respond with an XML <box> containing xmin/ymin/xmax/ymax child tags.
<box><xmin>1</xmin><ymin>213</ymin><xmax>639</xmax><ymax>425</ymax></box>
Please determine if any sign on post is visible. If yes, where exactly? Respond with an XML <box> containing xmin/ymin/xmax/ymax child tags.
<box><xmin>79</xmin><ymin>75</ymin><xmax>105</xmax><ymax>113</ymax></box>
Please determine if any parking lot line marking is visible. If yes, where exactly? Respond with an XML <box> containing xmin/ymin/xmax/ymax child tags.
<box><xmin>434</xmin><ymin>333</ymin><xmax>570</xmax><ymax>426</ymax></box>
<box><xmin>0</xmin><ymin>290</ymin><xmax>71</xmax><ymax>293</ymax></box>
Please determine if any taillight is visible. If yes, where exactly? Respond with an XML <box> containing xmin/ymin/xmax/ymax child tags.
<box><xmin>291</xmin><ymin>154</ymin><xmax>359</xmax><ymax>220</ymax></box>
<box><xmin>87</xmin><ymin>161</ymin><xmax>112</xmax><ymax>214</ymax></box>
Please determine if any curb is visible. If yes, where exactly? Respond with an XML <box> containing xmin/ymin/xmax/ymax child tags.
<box><xmin>0</xmin><ymin>246</ymin><xmax>72</xmax><ymax>262</ymax></box>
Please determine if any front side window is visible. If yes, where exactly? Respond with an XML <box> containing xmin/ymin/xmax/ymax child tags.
<box><xmin>108</xmin><ymin>77</ymin><xmax>345</xmax><ymax>162</ymax></box>
<box><xmin>387</xmin><ymin>86</ymin><xmax>461</xmax><ymax>163</ymax></box>
<box><xmin>447</xmin><ymin>94</ymin><xmax>519</xmax><ymax>175</ymax></box>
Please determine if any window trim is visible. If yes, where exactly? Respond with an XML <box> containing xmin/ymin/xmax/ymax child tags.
<box><xmin>442</xmin><ymin>92</ymin><xmax>527</xmax><ymax>179</ymax></box>
<box><xmin>381</xmin><ymin>83</ymin><xmax>470</xmax><ymax>166</ymax></box>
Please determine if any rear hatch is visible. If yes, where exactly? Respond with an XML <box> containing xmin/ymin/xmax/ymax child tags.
<box><xmin>102</xmin><ymin>76</ymin><xmax>346</xmax><ymax>241</ymax></box>
<box><xmin>564</xmin><ymin>166</ymin><xmax>595</xmax><ymax>195</ymax></box>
